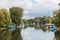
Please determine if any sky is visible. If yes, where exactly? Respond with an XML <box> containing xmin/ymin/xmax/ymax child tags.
<box><xmin>0</xmin><ymin>0</ymin><xmax>60</xmax><ymax>19</ymax></box>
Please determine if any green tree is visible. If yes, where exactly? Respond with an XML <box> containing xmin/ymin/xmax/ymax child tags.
<box><xmin>9</xmin><ymin>7</ymin><xmax>23</xmax><ymax>40</ymax></box>
<box><xmin>0</xmin><ymin>9</ymin><xmax>12</xmax><ymax>40</ymax></box>
<box><xmin>34</xmin><ymin>17</ymin><xmax>40</xmax><ymax>29</ymax></box>
<box><xmin>34</xmin><ymin>17</ymin><xmax>40</xmax><ymax>25</ymax></box>
<box><xmin>53</xmin><ymin>3</ymin><xmax>60</xmax><ymax>27</ymax></box>
<box><xmin>43</xmin><ymin>16</ymin><xmax>52</xmax><ymax>23</ymax></box>
<box><xmin>54</xmin><ymin>3</ymin><xmax>60</xmax><ymax>40</ymax></box>
<box><xmin>9</xmin><ymin>7</ymin><xmax>23</xmax><ymax>26</ymax></box>
<box><xmin>53</xmin><ymin>10</ymin><xmax>60</xmax><ymax>27</ymax></box>
<box><xmin>0</xmin><ymin>9</ymin><xmax>11</xmax><ymax>27</ymax></box>
<box><xmin>23</xmin><ymin>19</ymin><xmax>28</xmax><ymax>28</ymax></box>
<box><xmin>28</xmin><ymin>19</ymin><xmax>34</xmax><ymax>27</ymax></box>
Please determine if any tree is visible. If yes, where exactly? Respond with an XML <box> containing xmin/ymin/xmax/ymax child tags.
<box><xmin>0</xmin><ymin>9</ymin><xmax>12</xmax><ymax>40</ymax></box>
<box><xmin>53</xmin><ymin>10</ymin><xmax>60</xmax><ymax>27</ymax></box>
<box><xmin>0</xmin><ymin>9</ymin><xmax>11</xmax><ymax>27</ymax></box>
<box><xmin>28</xmin><ymin>19</ymin><xmax>34</xmax><ymax>27</ymax></box>
<box><xmin>34</xmin><ymin>17</ymin><xmax>41</xmax><ymax>28</ymax></box>
<box><xmin>9</xmin><ymin>7</ymin><xmax>23</xmax><ymax>26</ymax></box>
<box><xmin>53</xmin><ymin>3</ymin><xmax>60</xmax><ymax>27</ymax></box>
<box><xmin>43</xmin><ymin>16</ymin><xmax>52</xmax><ymax>23</ymax></box>
<box><xmin>23</xmin><ymin>19</ymin><xmax>28</xmax><ymax>28</ymax></box>
<box><xmin>34</xmin><ymin>17</ymin><xmax>40</xmax><ymax>25</ymax></box>
<box><xmin>9</xmin><ymin>7</ymin><xmax>23</xmax><ymax>40</ymax></box>
<box><xmin>53</xmin><ymin>3</ymin><xmax>60</xmax><ymax>40</ymax></box>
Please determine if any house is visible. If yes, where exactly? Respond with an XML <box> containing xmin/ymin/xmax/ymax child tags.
<box><xmin>0</xmin><ymin>26</ymin><xmax>7</xmax><ymax>31</ymax></box>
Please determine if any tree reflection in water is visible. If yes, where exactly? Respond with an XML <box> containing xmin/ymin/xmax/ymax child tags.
<box><xmin>1</xmin><ymin>27</ymin><xmax>60</xmax><ymax>40</ymax></box>
<box><xmin>11</xmin><ymin>28</ymin><xmax>23</xmax><ymax>40</ymax></box>
<box><xmin>55</xmin><ymin>32</ymin><xmax>60</xmax><ymax>40</ymax></box>
<box><xmin>0</xmin><ymin>30</ymin><xmax>11</xmax><ymax>40</ymax></box>
<box><xmin>0</xmin><ymin>28</ymin><xmax>23</xmax><ymax>40</ymax></box>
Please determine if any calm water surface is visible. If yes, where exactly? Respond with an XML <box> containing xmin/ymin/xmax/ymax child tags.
<box><xmin>21</xmin><ymin>27</ymin><xmax>55</xmax><ymax>40</ymax></box>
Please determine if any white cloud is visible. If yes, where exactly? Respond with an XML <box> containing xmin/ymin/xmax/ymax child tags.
<box><xmin>0</xmin><ymin>0</ymin><xmax>60</xmax><ymax>19</ymax></box>
<box><xmin>23</xmin><ymin>11</ymin><xmax>29</xmax><ymax>14</ymax></box>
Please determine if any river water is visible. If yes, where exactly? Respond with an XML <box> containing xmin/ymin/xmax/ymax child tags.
<box><xmin>21</xmin><ymin>27</ymin><xmax>55</xmax><ymax>40</ymax></box>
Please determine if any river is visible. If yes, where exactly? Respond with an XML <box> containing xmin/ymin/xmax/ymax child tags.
<box><xmin>0</xmin><ymin>27</ymin><xmax>60</xmax><ymax>40</ymax></box>
<box><xmin>21</xmin><ymin>27</ymin><xmax>55</xmax><ymax>40</ymax></box>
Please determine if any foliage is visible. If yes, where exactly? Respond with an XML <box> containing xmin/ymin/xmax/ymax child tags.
<box><xmin>9</xmin><ymin>7</ymin><xmax>23</xmax><ymax>40</ymax></box>
<box><xmin>23</xmin><ymin>19</ymin><xmax>28</xmax><ymax>28</ymax></box>
<box><xmin>0</xmin><ymin>7</ymin><xmax>23</xmax><ymax>40</ymax></box>
<box><xmin>0</xmin><ymin>30</ymin><xmax>11</xmax><ymax>40</ymax></box>
<box><xmin>53</xmin><ymin>10</ymin><xmax>60</xmax><ymax>27</ymax></box>
<box><xmin>11</xmin><ymin>29</ymin><xmax>23</xmax><ymax>40</ymax></box>
<box><xmin>43</xmin><ymin>16</ymin><xmax>52</xmax><ymax>23</ymax></box>
<box><xmin>0</xmin><ymin>9</ymin><xmax>11</xmax><ymax>27</ymax></box>
<box><xmin>9</xmin><ymin>7</ymin><xmax>23</xmax><ymax>26</ymax></box>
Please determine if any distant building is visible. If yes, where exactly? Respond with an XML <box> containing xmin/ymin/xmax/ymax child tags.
<box><xmin>40</xmin><ymin>19</ymin><xmax>47</xmax><ymax>29</ymax></box>
<box><xmin>0</xmin><ymin>26</ymin><xmax>7</xmax><ymax>31</ymax></box>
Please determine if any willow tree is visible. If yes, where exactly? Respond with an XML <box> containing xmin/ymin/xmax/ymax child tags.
<box><xmin>9</xmin><ymin>7</ymin><xmax>23</xmax><ymax>40</ymax></box>
<box><xmin>9</xmin><ymin>7</ymin><xmax>23</xmax><ymax>26</ymax></box>
<box><xmin>0</xmin><ymin>9</ymin><xmax>12</xmax><ymax>40</ymax></box>
<box><xmin>0</xmin><ymin>9</ymin><xmax>11</xmax><ymax>27</ymax></box>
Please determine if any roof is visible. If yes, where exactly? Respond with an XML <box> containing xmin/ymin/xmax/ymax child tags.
<box><xmin>45</xmin><ymin>23</ymin><xmax>55</xmax><ymax>26</ymax></box>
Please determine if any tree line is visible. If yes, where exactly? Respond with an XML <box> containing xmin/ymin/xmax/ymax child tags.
<box><xmin>0</xmin><ymin>7</ymin><xmax>23</xmax><ymax>40</ymax></box>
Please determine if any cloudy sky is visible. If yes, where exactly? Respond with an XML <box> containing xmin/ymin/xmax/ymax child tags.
<box><xmin>0</xmin><ymin>0</ymin><xmax>60</xmax><ymax>19</ymax></box>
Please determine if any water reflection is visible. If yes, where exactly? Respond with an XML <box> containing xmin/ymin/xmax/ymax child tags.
<box><xmin>0</xmin><ymin>30</ymin><xmax>11</xmax><ymax>40</ymax></box>
<box><xmin>11</xmin><ymin>28</ymin><xmax>23</xmax><ymax>40</ymax></box>
<box><xmin>0</xmin><ymin>29</ymin><xmax>23</xmax><ymax>40</ymax></box>
<box><xmin>0</xmin><ymin>27</ymin><xmax>60</xmax><ymax>40</ymax></box>
<box><xmin>55</xmin><ymin>32</ymin><xmax>60</xmax><ymax>40</ymax></box>
<box><xmin>21</xmin><ymin>27</ymin><xmax>54</xmax><ymax>40</ymax></box>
